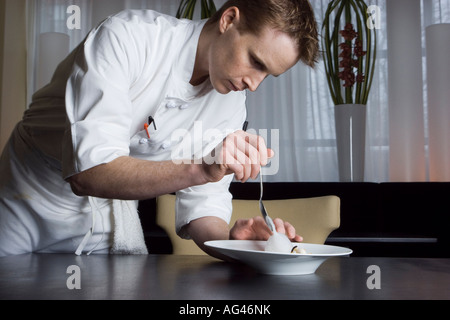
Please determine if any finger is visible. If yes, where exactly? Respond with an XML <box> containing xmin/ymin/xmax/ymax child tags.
<box><xmin>229</xmin><ymin>218</ymin><xmax>253</xmax><ymax>240</ymax></box>
<box><xmin>226</xmin><ymin>132</ymin><xmax>270</xmax><ymax>179</ymax></box>
<box><xmin>242</xmin><ymin>135</ymin><xmax>261</xmax><ymax>180</ymax></box>
<box><xmin>230</xmin><ymin>218</ymin><xmax>273</xmax><ymax>240</ymax></box>
<box><xmin>284</xmin><ymin>222</ymin><xmax>297</xmax><ymax>240</ymax></box>
<box><xmin>243</xmin><ymin>134</ymin><xmax>261</xmax><ymax>164</ymax></box>
<box><xmin>223</xmin><ymin>143</ymin><xmax>248</xmax><ymax>181</ymax></box>
<box><xmin>240</xmin><ymin>137</ymin><xmax>258</xmax><ymax>182</ymax></box>
<box><xmin>242</xmin><ymin>133</ymin><xmax>268</xmax><ymax>166</ymax></box>
<box><xmin>236</xmin><ymin>134</ymin><xmax>260</xmax><ymax>179</ymax></box>
<box><xmin>256</xmin><ymin>135</ymin><xmax>268</xmax><ymax>166</ymax></box>
<box><xmin>226</xmin><ymin>134</ymin><xmax>259</xmax><ymax>182</ymax></box>
<box><xmin>251</xmin><ymin>216</ymin><xmax>273</xmax><ymax>239</ymax></box>
<box><xmin>273</xmin><ymin>218</ymin><xmax>286</xmax><ymax>235</ymax></box>
<box><xmin>235</xmin><ymin>217</ymin><xmax>253</xmax><ymax>231</ymax></box>
<box><xmin>282</xmin><ymin>221</ymin><xmax>303</xmax><ymax>242</ymax></box>
<box><xmin>253</xmin><ymin>216</ymin><xmax>271</xmax><ymax>231</ymax></box>
<box><xmin>249</xmin><ymin>162</ymin><xmax>260</xmax><ymax>181</ymax></box>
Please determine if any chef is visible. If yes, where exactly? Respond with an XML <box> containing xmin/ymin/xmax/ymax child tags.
<box><xmin>0</xmin><ymin>0</ymin><xmax>319</xmax><ymax>257</ymax></box>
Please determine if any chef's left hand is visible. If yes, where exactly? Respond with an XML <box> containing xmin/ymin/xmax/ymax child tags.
<box><xmin>229</xmin><ymin>216</ymin><xmax>303</xmax><ymax>242</ymax></box>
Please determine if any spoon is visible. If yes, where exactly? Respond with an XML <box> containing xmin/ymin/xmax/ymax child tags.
<box><xmin>259</xmin><ymin>167</ymin><xmax>294</xmax><ymax>253</ymax></box>
<box><xmin>259</xmin><ymin>166</ymin><xmax>276</xmax><ymax>232</ymax></box>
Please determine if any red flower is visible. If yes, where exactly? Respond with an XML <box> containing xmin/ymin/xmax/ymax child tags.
<box><xmin>356</xmin><ymin>73</ymin><xmax>365</xmax><ymax>83</ymax></box>
<box><xmin>337</xmin><ymin>23</ymin><xmax>366</xmax><ymax>87</ymax></box>
<box><xmin>339</xmin><ymin>23</ymin><xmax>358</xmax><ymax>41</ymax></box>
<box><xmin>354</xmin><ymin>39</ymin><xmax>366</xmax><ymax>57</ymax></box>
<box><xmin>338</xmin><ymin>70</ymin><xmax>356</xmax><ymax>87</ymax></box>
<box><xmin>338</xmin><ymin>42</ymin><xmax>352</xmax><ymax>56</ymax></box>
<box><xmin>339</xmin><ymin>57</ymin><xmax>351</xmax><ymax>68</ymax></box>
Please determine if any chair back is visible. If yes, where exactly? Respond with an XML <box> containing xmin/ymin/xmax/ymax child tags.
<box><xmin>156</xmin><ymin>194</ymin><xmax>340</xmax><ymax>255</ymax></box>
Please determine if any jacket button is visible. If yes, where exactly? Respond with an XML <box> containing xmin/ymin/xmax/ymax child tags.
<box><xmin>166</xmin><ymin>101</ymin><xmax>178</xmax><ymax>108</ymax></box>
<box><xmin>161</xmin><ymin>142</ymin><xmax>171</xmax><ymax>149</ymax></box>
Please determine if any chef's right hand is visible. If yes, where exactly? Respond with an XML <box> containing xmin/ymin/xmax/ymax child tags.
<box><xmin>201</xmin><ymin>130</ymin><xmax>274</xmax><ymax>183</ymax></box>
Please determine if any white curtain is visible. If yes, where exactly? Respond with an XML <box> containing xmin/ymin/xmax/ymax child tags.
<box><xmin>27</xmin><ymin>0</ymin><xmax>450</xmax><ymax>182</ymax></box>
<box><xmin>0</xmin><ymin>0</ymin><xmax>27</xmax><ymax>152</ymax></box>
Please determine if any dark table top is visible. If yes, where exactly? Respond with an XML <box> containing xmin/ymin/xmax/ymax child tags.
<box><xmin>1</xmin><ymin>253</ymin><xmax>449</xmax><ymax>300</ymax></box>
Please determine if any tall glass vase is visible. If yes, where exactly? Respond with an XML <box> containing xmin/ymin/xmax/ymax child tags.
<box><xmin>334</xmin><ymin>104</ymin><xmax>366</xmax><ymax>182</ymax></box>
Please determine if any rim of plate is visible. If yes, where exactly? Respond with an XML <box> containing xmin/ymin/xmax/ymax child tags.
<box><xmin>204</xmin><ymin>240</ymin><xmax>352</xmax><ymax>257</ymax></box>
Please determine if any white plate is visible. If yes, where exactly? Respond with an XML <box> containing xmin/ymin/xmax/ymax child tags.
<box><xmin>204</xmin><ymin>240</ymin><xmax>352</xmax><ymax>275</ymax></box>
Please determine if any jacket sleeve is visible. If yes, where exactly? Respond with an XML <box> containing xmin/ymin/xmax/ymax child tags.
<box><xmin>62</xmin><ymin>17</ymin><xmax>142</xmax><ymax>178</ymax></box>
<box><xmin>174</xmin><ymin>94</ymin><xmax>247</xmax><ymax>239</ymax></box>
<box><xmin>175</xmin><ymin>174</ymin><xmax>235</xmax><ymax>239</ymax></box>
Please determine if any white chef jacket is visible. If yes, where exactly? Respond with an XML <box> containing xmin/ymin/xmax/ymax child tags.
<box><xmin>0</xmin><ymin>10</ymin><xmax>246</xmax><ymax>256</ymax></box>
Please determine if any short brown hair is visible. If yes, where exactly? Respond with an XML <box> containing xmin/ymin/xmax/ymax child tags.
<box><xmin>208</xmin><ymin>0</ymin><xmax>319</xmax><ymax>68</ymax></box>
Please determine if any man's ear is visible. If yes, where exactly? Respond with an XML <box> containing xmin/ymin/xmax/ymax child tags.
<box><xmin>219</xmin><ymin>6</ymin><xmax>240</xmax><ymax>33</ymax></box>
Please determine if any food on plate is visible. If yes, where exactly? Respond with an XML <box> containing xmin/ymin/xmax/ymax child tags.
<box><xmin>291</xmin><ymin>245</ymin><xmax>307</xmax><ymax>254</ymax></box>
<box><xmin>264</xmin><ymin>232</ymin><xmax>308</xmax><ymax>254</ymax></box>
<box><xmin>265</xmin><ymin>232</ymin><xmax>292</xmax><ymax>253</ymax></box>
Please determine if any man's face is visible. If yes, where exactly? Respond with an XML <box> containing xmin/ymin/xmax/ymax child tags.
<box><xmin>208</xmin><ymin>23</ymin><xmax>299</xmax><ymax>94</ymax></box>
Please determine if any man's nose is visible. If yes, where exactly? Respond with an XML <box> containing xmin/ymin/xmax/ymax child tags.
<box><xmin>244</xmin><ymin>72</ymin><xmax>267</xmax><ymax>92</ymax></box>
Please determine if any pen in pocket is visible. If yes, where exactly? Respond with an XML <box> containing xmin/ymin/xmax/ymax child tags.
<box><xmin>144</xmin><ymin>116</ymin><xmax>157</xmax><ymax>138</ymax></box>
<box><xmin>242</xmin><ymin>120</ymin><xmax>248</xmax><ymax>132</ymax></box>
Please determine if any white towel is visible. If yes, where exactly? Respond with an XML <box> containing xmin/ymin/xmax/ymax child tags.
<box><xmin>110</xmin><ymin>199</ymin><xmax>148</xmax><ymax>255</ymax></box>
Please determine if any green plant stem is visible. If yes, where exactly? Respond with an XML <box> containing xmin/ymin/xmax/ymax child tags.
<box><xmin>357</xmin><ymin>0</ymin><xmax>377</xmax><ymax>104</ymax></box>
<box><xmin>322</xmin><ymin>0</ymin><xmax>376</xmax><ymax>106</ymax></box>
<box><xmin>350</xmin><ymin>0</ymin><xmax>364</xmax><ymax>104</ymax></box>
<box><xmin>344</xmin><ymin>0</ymin><xmax>353</xmax><ymax>104</ymax></box>
<box><xmin>177</xmin><ymin>0</ymin><xmax>216</xmax><ymax>20</ymax></box>
<box><xmin>324</xmin><ymin>0</ymin><xmax>344</xmax><ymax>105</ymax></box>
<box><xmin>333</xmin><ymin>2</ymin><xmax>346</xmax><ymax>104</ymax></box>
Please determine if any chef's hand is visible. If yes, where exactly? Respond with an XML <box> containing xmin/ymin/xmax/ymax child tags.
<box><xmin>229</xmin><ymin>216</ymin><xmax>303</xmax><ymax>242</ymax></box>
<box><xmin>201</xmin><ymin>130</ymin><xmax>274</xmax><ymax>183</ymax></box>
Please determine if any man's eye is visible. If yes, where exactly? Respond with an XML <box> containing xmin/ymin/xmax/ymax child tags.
<box><xmin>251</xmin><ymin>56</ymin><xmax>264</xmax><ymax>70</ymax></box>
